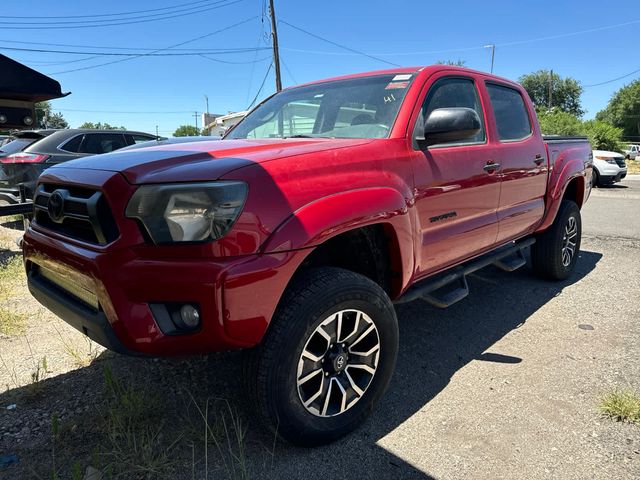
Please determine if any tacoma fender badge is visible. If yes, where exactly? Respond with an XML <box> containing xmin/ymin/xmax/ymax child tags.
<box><xmin>429</xmin><ymin>211</ymin><xmax>457</xmax><ymax>223</ymax></box>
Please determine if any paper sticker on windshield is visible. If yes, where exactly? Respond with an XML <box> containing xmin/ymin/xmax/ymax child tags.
<box><xmin>392</xmin><ymin>74</ymin><xmax>412</xmax><ymax>81</ymax></box>
<box><xmin>385</xmin><ymin>81</ymin><xmax>409</xmax><ymax>90</ymax></box>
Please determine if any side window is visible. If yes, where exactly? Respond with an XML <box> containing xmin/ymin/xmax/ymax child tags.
<box><xmin>131</xmin><ymin>134</ymin><xmax>154</xmax><ymax>144</ymax></box>
<box><xmin>417</xmin><ymin>77</ymin><xmax>485</xmax><ymax>145</ymax></box>
<box><xmin>486</xmin><ymin>83</ymin><xmax>532</xmax><ymax>141</ymax></box>
<box><xmin>60</xmin><ymin>135</ymin><xmax>84</xmax><ymax>153</ymax></box>
<box><xmin>79</xmin><ymin>133</ymin><xmax>127</xmax><ymax>154</ymax></box>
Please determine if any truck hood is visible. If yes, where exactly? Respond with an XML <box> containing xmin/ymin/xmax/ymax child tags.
<box><xmin>53</xmin><ymin>138</ymin><xmax>373</xmax><ymax>184</ymax></box>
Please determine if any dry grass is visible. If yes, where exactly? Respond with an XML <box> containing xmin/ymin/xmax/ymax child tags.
<box><xmin>626</xmin><ymin>160</ymin><xmax>640</xmax><ymax>175</ymax></box>
<box><xmin>96</xmin><ymin>367</ymin><xmax>182</xmax><ymax>479</ymax></box>
<box><xmin>599</xmin><ymin>389</ymin><xmax>640</xmax><ymax>425</ymax></box>
<box><xmin>0</xmin><ymin>255</ymin><xmax>26</xmax><ymax>335</ymax></box>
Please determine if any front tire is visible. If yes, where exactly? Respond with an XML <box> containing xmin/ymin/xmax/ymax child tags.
<box><xmin>247</xmin><ymin>267</ymin><xmax>398</xmax><ymax>446</ymax></box>
<box><xmin>531</xmin><ymin>200</ymin><xmax>581</xmax><ymax>280</ymax></box>
<box><xmin>592</xmin><ymin>169</ymin><xmax>599</xmax><ymax>188</ymax></box>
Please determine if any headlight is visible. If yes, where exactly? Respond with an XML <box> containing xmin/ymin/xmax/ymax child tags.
<box><xmin>595</xmin><ymin>156</ymin><xmax>618</xmax><ymax>164</ymax></box>
<box><xmin>125</xmin><ymin>181</ymin><xmax>247</xmax><ymax>244</ymax></box>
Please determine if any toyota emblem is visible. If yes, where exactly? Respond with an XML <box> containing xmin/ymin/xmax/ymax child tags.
<box><xmin>47</xmin><ymin>190</ymin><xmax>65</xmax><ymax>223</ymax></box>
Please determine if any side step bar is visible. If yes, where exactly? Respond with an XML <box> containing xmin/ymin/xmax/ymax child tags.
<box><xmin>395</xmin><ymin>238</ymin><xmax>535</xmax><ymax>308</ymax></box>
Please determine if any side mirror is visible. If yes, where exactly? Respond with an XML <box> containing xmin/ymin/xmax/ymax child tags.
<box><xmin>420</xmin><ymin>107</ymin><xmax>481</xmax><ymax>146</ymax></box>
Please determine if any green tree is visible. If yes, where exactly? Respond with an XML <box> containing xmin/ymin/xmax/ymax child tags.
<box><xmin>173</xmin><ymin>125</ymin><xmax>200</xmax><ymax>137</ymax></box>
<box><xmin>519</xmin><ymin>70</ymin><xmax>584</xmax><ymax>117</ymax></box>
<box><xmin>596</xmin><ymin>79</ymin><xmax>640</xmax><ymax>140</ymax></box>
<box><xmin>35</xmin><ymin>101</ymin><xmax>69</xmax><ymax>129</ymax></box>
<box><xmin>537</xmin><ymin>109</ymin><xmax>583</xmax><ymax>136</ymax></box>
<box><xmin>78</xmin><ymin>122</ymin><xmax>125</xmax><ymax>130</ymax></box>
<box><xmin>535</xmin><ymin>109</ymin><xmax>623</xmax><ymax>151</ymax></box>
<box><xmin>582</xmin><ymin>120</ymin><xmax>624</xmax><ymax>152</ymax></box>
<box><xmin>436</xmin><ymin>60</ymin><xmax>466</xmax><ymax>67</ymax></box>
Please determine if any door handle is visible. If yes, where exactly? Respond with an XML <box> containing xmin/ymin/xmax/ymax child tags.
<box><xmin>483</xmin><ymin>163</ymin><xmax>501</xmax><ymax>172</ymax></box>
<box><xmin>534</xmin><ymin>155</ymin><xmax>544</xmax><ymax>166</ymax></box>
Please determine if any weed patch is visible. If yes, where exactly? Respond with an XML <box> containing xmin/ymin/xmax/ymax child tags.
<box><xmin>599</xmin><ymin>389</ymin><xmax>640</xmax><ymax>424</ymax></box>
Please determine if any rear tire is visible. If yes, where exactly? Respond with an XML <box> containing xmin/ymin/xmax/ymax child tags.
<box><xmin>531</xmin><ymin>200</ymin><xmax>581</xmax><ymax>281</ymax></box>
<box><xmin>246</xmin><ymin>267</ymin><xmax>398</xmax><ymax>446</ymax></box>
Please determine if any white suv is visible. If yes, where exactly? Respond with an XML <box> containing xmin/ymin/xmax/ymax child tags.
<box><xmin>624</xmin><ymin>144</ymin><xmax>639</xmax><ymax>160</ymax></box>
<box><xmin>592</xmin><ymin>150</ymin><xmax>627</xmax><ymax>187</ymax></box>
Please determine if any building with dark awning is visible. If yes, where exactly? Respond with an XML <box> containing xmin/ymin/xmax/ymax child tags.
<box><xmin>0</xmin><ymin>54</ymin><xmax>70</xmax><ymax>130</ymax></box>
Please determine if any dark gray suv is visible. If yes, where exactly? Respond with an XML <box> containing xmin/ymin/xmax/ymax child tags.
<box><xmin>0</xmin><ymin>129</ymin><xmax>155</xmax><ymax>203</ymax></box>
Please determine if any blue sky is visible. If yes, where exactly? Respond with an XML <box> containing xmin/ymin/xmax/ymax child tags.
<box><xmin>2</xmin><ymin>0</ymin><xmax>638</xmax><ymax>136</ymax></box>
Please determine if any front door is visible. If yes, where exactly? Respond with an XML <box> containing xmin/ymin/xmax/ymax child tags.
<box><xmin>411</xmin><ymin>75</ymin><xmax>501</xmax><ymax>277</ymax></box>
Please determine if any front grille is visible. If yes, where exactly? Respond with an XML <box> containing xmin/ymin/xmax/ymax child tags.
<box><xmin>614</xmin><ymin>157</ymin><xmax>626</xmax><ymax>168</ymax></box>
<box><xmin>33</xmin><ymin>184</ymin><xmax>119</xmax><ymax>245</ymax></box>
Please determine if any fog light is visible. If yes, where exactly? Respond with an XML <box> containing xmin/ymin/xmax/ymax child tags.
<box><xmin>23</xmin><ymin>115</ymin><xmax>33</xmax><ymax>126</ymax></box>
<box><xmin>179</xmin><ymin>304</ymin><xmax>200</xmax><ymax>329</ymax></box>
<box><xmin>0</xmin><ymin>114</ymin><xmax>6</xmax><ymax>124</ymax></box>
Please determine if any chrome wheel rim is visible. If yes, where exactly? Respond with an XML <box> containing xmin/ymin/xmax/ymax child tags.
<box><xmin>296</xmin><ymin>309</ymin><xmax>380</xmax><ymax>417</ymax></box>
<box><xmin>561</xmin><ymin>216</ymin><xmax>578</xmax><ymax>267</ymax></box>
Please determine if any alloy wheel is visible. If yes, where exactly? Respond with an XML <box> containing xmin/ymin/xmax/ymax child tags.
<box><xmin>296</xmin><ymin>309</ymin><xmax>380</xmax><ymax>417</ymax></box>
<box><xmin>561</xmin><ymin>216</ymin><xmax>578</xmax><ymax>267</ymax></box>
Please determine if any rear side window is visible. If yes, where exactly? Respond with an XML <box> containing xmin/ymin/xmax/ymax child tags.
<box><xmin>418</xmin><ymin>77</ymin><xmax>486</xmax><ymax>145</ymax></box>
<box><xmin>486</xmin><ymin>83</ymin><xmax>532</xmax><ymax>141</ymax></box>
<box><xmin>131</xmin><ymin>134</ymin><xmax>155</xmax><ymax>144</ymax></box>
<box><xmin>80</xmin><ymin>133</ymin><xmax>127</xmax><ymax>154</ymax></box>
<box><xmin>60</xmin><ymin>135</ymin><xmax>84</xmax><ymax>153</ymax></box>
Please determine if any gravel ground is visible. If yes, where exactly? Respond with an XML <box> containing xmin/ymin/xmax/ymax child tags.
<box><xmin>0</xmin><ymin>177</ymin><xmax>639</xmax><ymax>479</ymax></box>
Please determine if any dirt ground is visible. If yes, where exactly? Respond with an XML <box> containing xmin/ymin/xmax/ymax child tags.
<box><xmin>1</xmin><ymin>178</ymin><xmax>639</xmax><ymax>480</ymax></box>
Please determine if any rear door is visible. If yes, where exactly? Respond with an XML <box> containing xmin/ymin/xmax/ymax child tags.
<box><xmin>410</xmin><ymin>74</ymin><xmax>500</xmax><ymax>277</ymax></box>
<box><xmin>485</xmin><ymin>82</ymin><xmax>548</xmax><ymax>243</ymax></box>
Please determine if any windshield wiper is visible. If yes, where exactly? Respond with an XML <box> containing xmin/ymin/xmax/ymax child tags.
<box><xmin>283</xmin><ymin>134</ymin><xmax>315</xmax><ymax>138</ymax></box>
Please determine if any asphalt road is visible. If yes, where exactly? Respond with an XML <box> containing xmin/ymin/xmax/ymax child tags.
<box><xmin>582</xmin><ymin>174</ymin><xmax>640</xmax><ymax>240</ymax></box>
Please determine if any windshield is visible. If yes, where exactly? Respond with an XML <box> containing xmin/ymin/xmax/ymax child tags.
<box><xmin>226</xmin><ymin>73</ymin><xmax>415</xmax><ymax>140</ymax></box>
<box><xmin>0</xmin><ymin>138</ymin><xmax>37</xmax><ymax>155</ymax></box>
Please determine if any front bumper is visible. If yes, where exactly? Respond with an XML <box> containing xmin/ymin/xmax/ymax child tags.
<box><xmin>23</xmin><ymin>227</ymin><xmax>309</xmax><ymax>356</ymax></box>
<box><xmin>600</xmin><ymin>168</ymin><xmax>627</xmax><ymax>184</ymax></box>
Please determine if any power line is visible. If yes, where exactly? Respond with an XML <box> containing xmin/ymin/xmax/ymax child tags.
<box><xmin>198</xmin><ymin>53</ymin><xmax>271</xmax><ymax>65</ymax></box>
<box><xmin>56</xmin><ymin>108</ymin><xmax>197</xmax><ymax>114</ymax></box>
<box><xmin>0</xmin><ymin>37</ymin><xmax>267</xmax><ymax>52</ymax></box>
<box><xmin>584</xmin><ymin>67</ymin><xmax>640</xmax><ymax>88</ymax></box>
<box><xmin>48</xmin><ymin>16</ymin><xmax>258</xmax><ymax>75</ymax></box>
<box><xmin>0</xmin><ymin>45</ymin><xmax>268</xmax><ymax>56</ymax></box>
<box><xmin>247</xmin><ymin>63</ymin><xmax>273</xmax><ymax>109</ymax></box>
<box><xmin>279</xmin><ymin>20</ymin><xmax>400</xmax><ymax>68</ymax></box>
<box><xmin>281</xmin><ymin>56</ymin><xmax>297</xmax><ymax>85</ymax></box>
<box><xmin>279</xmin><ymin>18</ymin><xmax>640</xmax><ymax>58</ymax></box>
<box><xmin>0</xmin><ymin>0</ymin><xmax>229</xmax><ymax>26</ymax></box>
<box><xmin>1</xmin><ymin>0</ymin><xmax>214</xmax><ymax>19</ymax></box>
<box><xmin>0</xmin><ymin>0</ymin><xmax>243</xmax><ymax>30</ymax></box>
<box><xmin>7</xmin><ymin>55</ymin><xmax>102</xmax><ymax>66</ymax></box>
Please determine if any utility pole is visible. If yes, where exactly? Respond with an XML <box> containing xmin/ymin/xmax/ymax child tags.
<box><xmin>548</xmin><ymin>69</ymin><xmax>553</xmax><ymax>109</ymax></box>
<box><xmin>204</xmin><ymin>95</ymin><xmax>209</xmax><ymax>114</ymax></box>
<box><xmin>155</xmin><ymin>125</ymin><xmax>159</xmax><ymax>138</ymax></box>
<box><xmin>268</xmin><ymin>0</ymin><xmax>282</xmax><ymax>92</ymax></box>
<box><xmin>484</xmin><ymin>44</ymin><xmax>495</xmax><ymax>73</ymax></box>
<box><xmin>193</xmin><ymin>111</ymin><xmax>199</xmax><ymax>131</ymax></box>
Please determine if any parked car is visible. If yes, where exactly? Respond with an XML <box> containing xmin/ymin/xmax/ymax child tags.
<box><xmin>592</xmin><ymin>149</ymin><xmax>627</xmax><ymax>187</ymax></box>
<box><xmin>116</xmin><ymin>135</ymin><xmax>218</xmax><ymax>152</ymax></box>
<box><xmin>0</xmin><ymin>130</ymin><xmax>58</xmax><ymax>203</ymax></box>
<box><xmin>23</xmin><ymin>65</ymin><xmax>591</xmax><ymax>446</ymax></box>
<box><xmin>623</xmin><ymin>144</ymin><xmax>639</xmax><ymax>160</ymax></box>
<box><xmin>0</xmin><ymin>129</ymin><xmax>155</xmax><ymax>202</ymax></box>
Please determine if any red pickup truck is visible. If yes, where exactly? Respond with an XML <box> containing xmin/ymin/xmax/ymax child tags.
<box><xmin>22</xmin><ymin>66</ymin><xmax>592</xmax><ymax>446</ymax></box>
